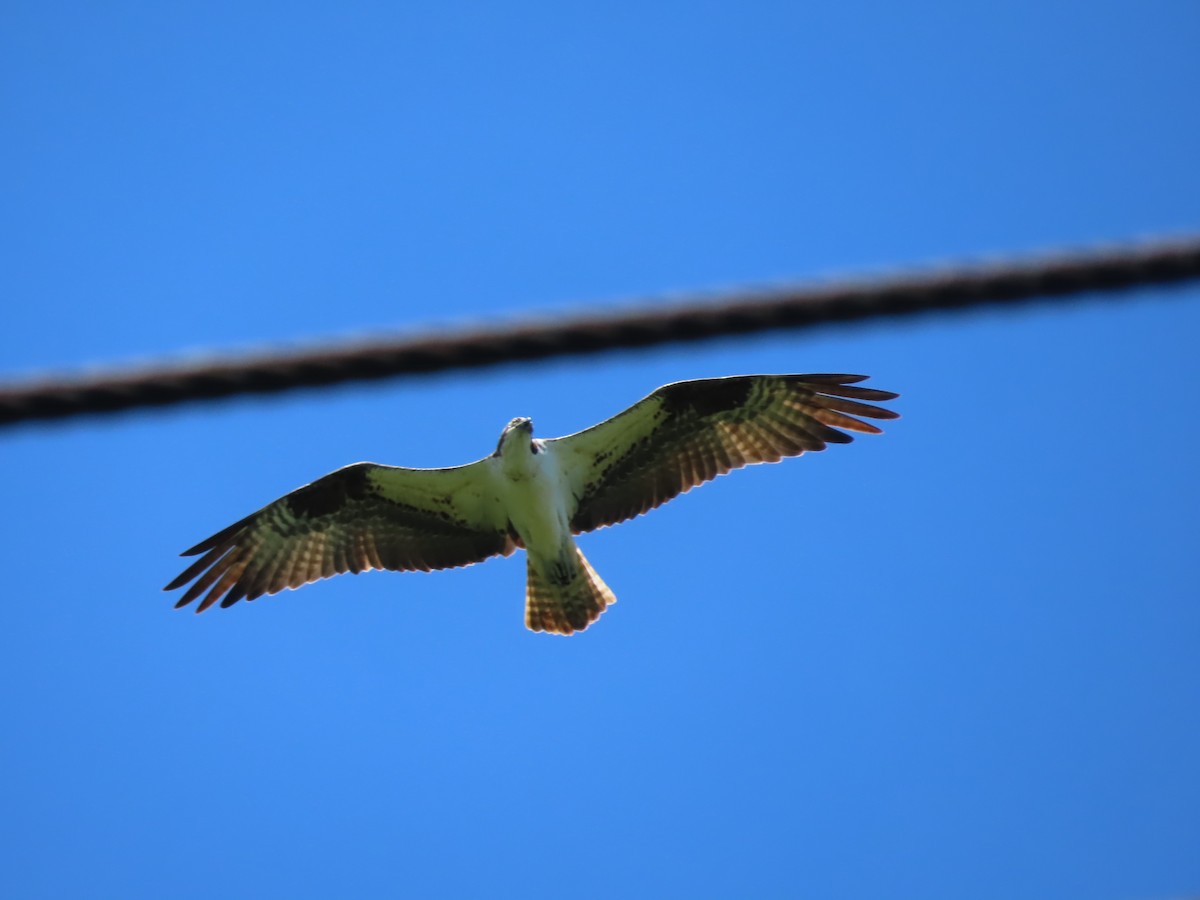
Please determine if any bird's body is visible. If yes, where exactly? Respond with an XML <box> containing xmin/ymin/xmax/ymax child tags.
<box><xmin>166</xmin><ymin>374</ymin><xmax>899</xmax><ymax>634</ymax></box>
<box><xmin>494</xmin><ymin>417</ymin><xmax>617</xmax><ymax>631</ymax></box>
<box><xmin>495</xmin><ymin>418</ymin><xmax>568</xmax><ymax>557</ymax></box>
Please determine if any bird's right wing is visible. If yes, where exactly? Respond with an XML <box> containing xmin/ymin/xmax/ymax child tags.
<box><xmin>164</xmin><ymin>460</ymin><xmax>515</xmax><ymax>612</ymax></box>
<box><xmin>547</xmin><ymin>374</ymin><xmax>899</xmax><ymax>534</ymax></box>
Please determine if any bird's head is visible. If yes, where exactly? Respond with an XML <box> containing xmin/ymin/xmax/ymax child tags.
<box><xmin>496</xmin><ymin>417</ymin><xmax>535</xmax><ymax>456</ymax></box>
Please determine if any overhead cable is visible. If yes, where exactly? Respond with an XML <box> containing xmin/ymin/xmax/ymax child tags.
<box><xmin>2</xmin><ymin>235</ymin><xmax>1198</xmax><ymax>428</ymax></box>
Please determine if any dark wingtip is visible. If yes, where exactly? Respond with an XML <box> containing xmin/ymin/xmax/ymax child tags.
<box><xmin>195</xmin><ymin>594</ymin><xmax>220</xmax><ymax>613</ymax></box>
<box><xmin>797</xmin><ymin>374</ymin><xmax>900</xmax><ymax>403</ymax></box>
<box><xmin>182</xmin><ymin>539</ymin><xmax>214</xmax><ymax>557</ymax></box>
<box><xmin>219</xmin><ymin>585</ymin><xmax>247</xmax><ymax>609</ymax></box>
<box><xmin>183</xmin><ymin>532</ymin><xmax>229</xmax><ymax>557</ymax></box>
<box><xmin>181</xmin><ymin>514</ymin><xmax>255</xmax><ymax>556</ymax></box>
<box><xmin>799</xmin><ymin>373</ymin><xmax>869</xmax><ymax>384</ymax></box>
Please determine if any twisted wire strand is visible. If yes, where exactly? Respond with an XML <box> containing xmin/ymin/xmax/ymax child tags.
<box><xmin>2</xmin><ymin>236</ymin><xmax>1198</xmax><ymax>428</ymax></box>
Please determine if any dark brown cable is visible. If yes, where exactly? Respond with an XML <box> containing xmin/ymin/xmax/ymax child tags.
<box><xmin>2</xmin><ymin>236</ymin><xmax>1198</xmax><ymax>428</ymax></box>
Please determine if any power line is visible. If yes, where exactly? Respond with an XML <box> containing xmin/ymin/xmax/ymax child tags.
<box><xmin>2</xmin><ymin>235</ymin><xmax>1199</xmax><ymax>429</ymax></box>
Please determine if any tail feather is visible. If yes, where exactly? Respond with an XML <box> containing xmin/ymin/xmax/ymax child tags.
<box><xmin>526</xmin><ymin>544</ymin><xmax>615</xmax><ymax>635</ymax></box>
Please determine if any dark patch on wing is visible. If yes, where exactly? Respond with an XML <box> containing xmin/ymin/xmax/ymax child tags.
<box><xmin>659</xmin><ymin>376</ymin><xmax>754</xmax><ymax>419</ymax></box>
<box><xmin>286</xmin><ymin>464</ymin><xmax>372</xmax><ymax>518</ymax></box>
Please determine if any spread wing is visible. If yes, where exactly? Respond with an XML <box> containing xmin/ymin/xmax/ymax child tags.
<box><xmin>547</xmin><ymin>374</ymin><xmax>899</xmax><ymax>534</ymax></box>
<box><xmin>164</xmin><ymin>460</ymin><xmax>515</xmax><ymax>613</ymax></box>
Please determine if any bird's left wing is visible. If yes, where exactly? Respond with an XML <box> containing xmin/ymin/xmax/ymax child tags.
<box><xmin>165</xmin><ymin>460</ymin><xmax>515</xmax><ymax>613</ymax></box>
<box><xmin>547</xmin><ymin>374</ymin><xmax>899</xmax><ymax>534</ymax></box>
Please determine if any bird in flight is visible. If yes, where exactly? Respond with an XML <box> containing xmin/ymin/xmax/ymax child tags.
<box><xmin>165</xmin><ymin>374</ymin><xmax>898</xmax><ymax>634</ymax></box>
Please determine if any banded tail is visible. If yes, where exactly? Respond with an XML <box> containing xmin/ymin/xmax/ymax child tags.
<box><xmin>525</xmin><ymin>543</ymin><xmax>615</xmax><ymax>635</ymax></box>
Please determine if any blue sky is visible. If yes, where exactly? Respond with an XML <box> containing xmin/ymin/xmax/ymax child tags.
<box><xmin>2</xmin><ymin>3</ymin><xmax>1198</xmax><ymax>898</ymax></box>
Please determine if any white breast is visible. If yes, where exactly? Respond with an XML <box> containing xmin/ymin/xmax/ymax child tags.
<box><xmin>496</xmin><ymin>442</ymin><xmax>574</xmax><ymax>556</ymax></box>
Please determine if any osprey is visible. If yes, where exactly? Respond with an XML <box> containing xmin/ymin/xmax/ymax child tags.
<box><xmin>166</xmin><ymin>374</ymin><xmax>898</xmax><ymax>634</ymax></box>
